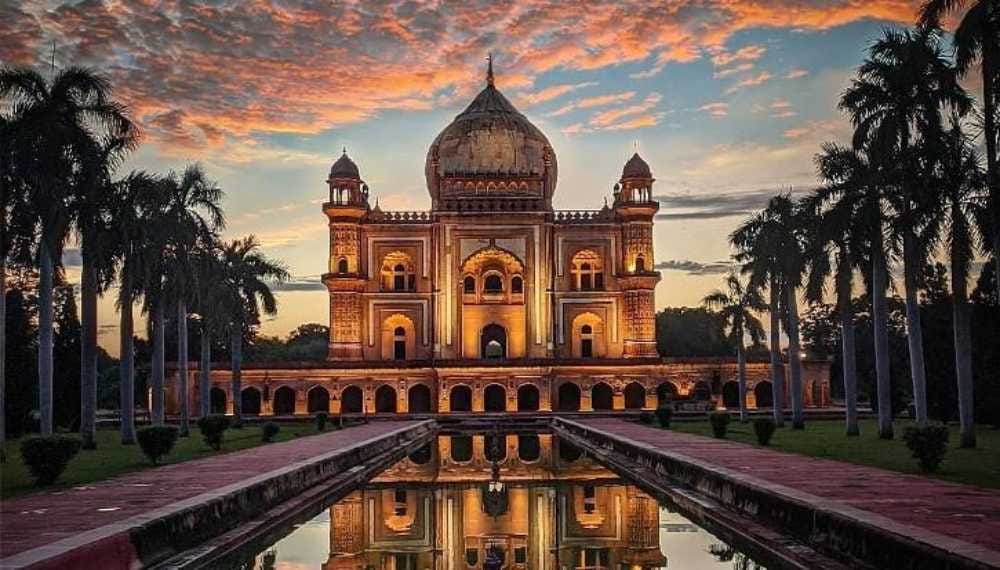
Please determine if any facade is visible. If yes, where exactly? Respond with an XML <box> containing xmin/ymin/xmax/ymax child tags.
<box><xmin>168</xmin><ymin>64</ymin><xmax>831</xmax><ymax>417</ymax></box>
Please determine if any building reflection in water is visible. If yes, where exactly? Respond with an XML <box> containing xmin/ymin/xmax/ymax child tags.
<box><xmin>319</xmin><ymin>434</ymin><xmax>666</xmax><ymax>570</ymax></box>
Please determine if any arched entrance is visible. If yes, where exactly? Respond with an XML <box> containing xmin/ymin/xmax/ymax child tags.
<box><xmin>272</xmin><ymin>386</ymin><xmax>296</xmax><ymax>415</ymax></box>
<box><xmin>624</xmin><ymin>382</ymin><xmax>646</xmax><ymax>410</ymax></box>
<box><xmin>592</xmin><ymin>382</ymin><xmax>613</xmax><ymax>411</ymax></box>
<box><xmin>450</xmin><ymin>385</ymin><xmax>473</xmax><ymax>412</ymax></box>
<box><xmin>451</xmin><ymin>435</ymin><xmax>473</xmax><ymax>462</ymax></box>
<box><xmin>210</xmin><ymin>387</ymin><xmax>227</xmax><ymax>414</ymax></box>
<box><xmin>518</xmin><ymin>435</ymin><xmax>540</xmax><ymax>461</ymax></box>
<box><xmin>754</xmin><ymin>381</ymin><xmax>774</xmax><ymax>408</ymax></box>
<box><xmin>241</xmin><ymin>388</ymin><xmax>262</xmax><ymax>415</ymax></box>
<box><xmin>656</xmin><ymin>382</ymin><xmax>677</xmax><ymax>406</ymax></box>
<box><xmin>308</xmin><ymin>386</ymin><xmax>330</xmax><ymax>413</ymax></box>
<box><xmin>341</xmin><ymin>385</ymin><xmax>364</xmax><ymax>414</ymax></box>
<box><xmin>722</xmin><ymin>381</ymin><xmax>740</xmax><ymax>409</ymax></box>
<box><xmin>481</xmin><ymin>324</ymin><xmax>507</xmax><ymax>359</ymax></box>
<box><xmin>408</xmin><ymin>384</ymin><xmax>432</xmax><ymax>413</ymax></box>
<box><xmin>517</xmin><ymin>384</ymin><xmax>540</xmax><ymax>411</ymax></box>
<box><xmin>375</xmin><ymin>385</ymin><xmax>397</xmax><ymax>413</ymax></box>
<box><xmin>557</xmin><ymin>383</ymin><xmax>581</xmax><ymax>412</ymax></box>
<box><xmin>693</xmin><ymin>381</ymin><xmax>712</xmax><ymax>401</ymax></box>
<box><xmin>484</xmin><ymin>384</ymin><xmax>507</xmax><ymax>412</ymax></box>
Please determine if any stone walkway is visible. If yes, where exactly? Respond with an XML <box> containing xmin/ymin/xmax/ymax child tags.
<box><xmin>581</xmin><ymin>418</ymin><xmax>1000</xmax><ymax>554</ymax></box>
<box><xmin>0</xmin><ymin>421</ymin><xmax>420</xmax><ymax>562</ymax></box>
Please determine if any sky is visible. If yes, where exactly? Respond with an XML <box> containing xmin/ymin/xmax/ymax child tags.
<box><xmin>2</xmin><ymin>0</ymin><xmax>955</xmax><ymax>354</ymax></box>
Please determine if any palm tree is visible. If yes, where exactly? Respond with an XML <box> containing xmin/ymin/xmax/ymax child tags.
<box><xmin>703</xmin><ymin>271</ymin><xmax>766</xmax><ymax>422</ymax></box>
<box><xmin>193</xmin><ymin>238</ymin><xmax>225</xmax><ymax>419</ymax></box>
<box><xmin>920</xmin><ymin>0</ymin><xmax>1000</xmax><ymax>300</ymax></box>
<box><xmin>219</xmin><ymin>236</ymin><xmax>289</xmax><ymax>425</ymax></box>
<box><xmin>809</xmin><ymin>143</ymin><xmax>870</xmax><ymax>436</ymax></box>
<box><xmin>112</xmin><ymin>171</ymin><xmax>160</xmax><ymax>444</ymax></box>
<box><xmin>161</xmin><ymin>165</ymin><xmax>225</xmax><ymax>436</ymax></box>
<box><xmin>1</xmin><ymin>66</ymin><xmax>133</xmax><ymax>435</ymax></box>
<box><xmin>840</xmin><ymin>26</ymin><xmax>972</xmax><ymax>428</ymax></box>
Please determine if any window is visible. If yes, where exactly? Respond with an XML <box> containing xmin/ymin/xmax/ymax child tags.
<box><xmin>635</xmin><ymin>255</ymin><xmax>645</xmax><ymax>272</ymax></box>
<box><xmin>514</xmin><ymin>547</ymin><xmax>527</xmax><ymax>564</ymax></box>
<box><xmin>463</xmin><ymin>275</ymin><xmax>476</xmax><ymax>294</ymax></box>
<box><xmin>394</xmin><ymin>488</ymin><xmax>407</xmax><ymax>516</ymax></box>
<box><xmin>337</xmin><ymin>258</ymin><xmax>348</xmax><ymax>274</ymax></box>
<box><xmin>581</xmin><ymin>324</ymin><xmax>594</xmax><ymax>358</ymax></box>
<box><xmin>580</xmin><ymin>263</ymin><xmax>592</xmax><ymax>290</ymax></box>
<box><xmin>511</xmin><ymin>275</ymin><xmax>523</xmax><ymax>294</ymax></box>
<box><xmin>485</xmin><ymin>340</ymin><xmax>504</xmax><ymax>359</ymax></box>
<box><xmin>393</xmin><ymin>326</ymin><xmax>406</xmax><ymax>360</ymax></box>
<box><xmin>581</xmin><ymin>548</ymin><xmax>608</xmax><ymax>569</ymax></box>
<box><xmin>583</xmin><ymin>485</ymin><xmax>597</xmax><ymax>513</ymax></box>
<box><xmin>571</xmin><ymin>250</ymin><xmax>604</xmax><ymax>291</ymax></box>
<box><xmin>484</xmin><ymin>273</ymin><xmax>503</xmax><ymax>293</ymax></box>
<box><xmin>393</xmin><ymin>264</ymin><xmax>406</xmax><ymax>291</ymax></box>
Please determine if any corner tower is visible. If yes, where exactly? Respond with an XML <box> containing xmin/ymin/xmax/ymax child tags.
<box><xmin>614</xmin><ymin>153</ymin><xmax>660</xmax><ymax>357</ymax></box>
<box><xmin>322</xmin><ymin>150</ymin><xmax>369</xmax><ymax>360</ymax></box>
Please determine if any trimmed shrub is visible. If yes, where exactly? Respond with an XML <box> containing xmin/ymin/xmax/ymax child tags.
<box><xmin>903</xmin><ymin>425</ymin><xmax>949</xmax><ymax>472</ymax></box>
<box><xmin>753</xmin><ymin>418</ymin><xmax>776</xmax><ymax>446</ymax></box>
<box><xmin>709</xmin><ymin>412</ymin><xmax>731</xmax><ymax>439</ymax></box>
<box><xmin>638</xmin><ymin>412</ymin><xmax>655</xmax><ymax>425</ymax></box>
<box><xmin>136</xmin><ymin>426</ymin><xmax>179</xmax><ymax>464</ymax></box>
<box><xmin>20</xmin><ymin>435</ymin><xmax>81</xmax><ymax>485</ymax></box>
<box><xmin>261</xmin><ymin>422</ymin><xmax>281</xmax><ymax>443</ymax></box>
<box><xmin>655</xmin><ymin>405</ymin><xmax>673</xmax><ymax>428</ymax></box>
<box><xmin>198</xmin><ymin>414</ymin><xmax>231</xmax><ymax>451</ymax></box>
<box><xmin>315</xmin><ymin>412</ymin><xmax>328</xmax><ymax>432</ymax></box>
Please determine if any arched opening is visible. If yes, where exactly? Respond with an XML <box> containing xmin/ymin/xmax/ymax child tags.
<box><xmin>754</xmin><ymin>381</ymin><xmax>774</xmax><ymax>408</ymax></box>
<box><xmin>483</xmin><ymin>273</ymin><xmax>503</xmax><ymax>293</ymax></box>
<box><xmin>517</xmin><ymin>384</ymin><xmax>540</xmax><ymax>412</ymax></box>
<box><xmin>572</xmin><ymin>313</ymin><xmax>604</xmax><ymax>359</ymax></box>
<box><xmin>571</xmin><ymin>250</ymin><xmax>604</xmax><ymax>291</ymax></box>
<box><xmin>408</xmin><ymin>443</ymin><xmax>432</xmax><ymax>465</ymax></box>
<box><xmin>393</xmin><ymin>263</ymin><xmax>407</xmax><ymax>291</ymax></box>
<box><xmin>451</xmin><ymin>435</ymin><xmax>473</xmax><ymax>462</ymax></box>
<box><xmin>511</xmin><ymin>275</ymin><xmax>523</xmax><ymax>294</ymax></box>
<box><xmin>580</xmin><ymin>263</ymin><xmax>592</xmax><ymax>290</ymax></box>
<box><xmin>463</xmin><ymin>275</ymin><xmax>476</xmax><ymax>294</ymax></box>
<box><xmin>656</xmin><ymin>382</ymin><xmax>677</xmax><ymax>406</ymax></box>
<box><xmin>308</xmin><ymin>386</ymin><xmax>330</xmax><ymax>414</ymax></box>
<box><xmin>558</xmin><ymin>383</ymin><xmax>581</xmax><ymax>412</ymax></box>
<box><xmin>210</xmin><ymin>387</ymin><xmax>227</xmax><ymax>414</ymax></box>
<box><xmin>481</xmin><ymin>324</ymin><xmax>506</xmax><ymax>360</ymax></box>
<box><xmin>337</xmin><ymin>258</ymin><xmax>349</xmax><ymax>274</ymax></box>
<box><xmin>635</xmin><ymin>255</ymin><xmax>646</xmax><ymax>272</ymax></box>
<box><xmin>518</xmin><ymin>435</ymin><xmax>540</xmax><ymax>462</ymax></box>
<box><xmin>722</xmin><ymin>381</ymin><xmax>740</xmax><ymax>409</ymax></box>
<box><xmin>380</xmin><ymin>251</ymin><xmax>416</xmax><ymax>292</ymax></box>
<box><xmin>693</xmin><ymin>381</ymin><xmax>712</xmax><ymax>401</ymax></box>
<box><xmin>375</xmin><ymin>385</ymin><xmax>397</xmax><ymax>413</ymax></box>
<box><xmin>393</xmin><ymin>326</ymin><xmax>406</xmax><ymax>360</ymax></box>
<box><xmin>624</xmin><ymin>382</ymin><xmax>646</xmax><ymax>410</ymax></box>
<box><xmin>591</xmin><ymin>382</ymin><xmax>613</xmax><ymax>411</ymax></box>
<box><xmin>484</xmin><ymin>434</ymin><xmax>507</xmax><ymax>462</ymax></box>
<box><xmin>272</xmin><ymin>386</ymin><xmax>296</xmax><ymax>415</ymax></box>
<box><xmin>484</xmin><ymin>384</ymin><xmax>507</xmax><ymax>412</ymax></box>
<box><xmin>341</xmin><ymin>385</ymin><xmax>364</xmax><ymax>414</ymax></box>
<box><xmin>450</xmin><ymin>385</ymin><xmax>472</xmax><ymax>412</ymax></box>
<box><xmin>581</xmin><ymin>324</ymin><xmax>593</xmax><ymax>358</ymax></box>
<box><xmin>241</xmin><ymin>387</ymin><xmax>262</xmax><ymax>415</ymax></box>
<box><xmin>558</xmin><ymin>440</ymin><xmax>582</xmax><ymax>462</ymax></box>
<box><xmin>408</xmin><ymin>384</ymin><xmax>432</xmax><ymax>413</ymax></box>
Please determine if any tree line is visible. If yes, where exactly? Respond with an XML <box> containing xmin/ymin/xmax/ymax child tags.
<box><xmin>702</xmin><ymin>3</ymin><xmax>998</xmax><ymax>448</ymax></box>
<box><xmin>1</xmin><ymin>65</ymin><xmax>289</xmax><ymax>456</ymax></box>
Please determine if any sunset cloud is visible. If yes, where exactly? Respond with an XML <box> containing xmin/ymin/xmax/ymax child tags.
<box><xmin>547</xmin><ymin>91</ymin><xmax>637</xmax><ymax>116</ymax></box>
<box><xmin>698</xmin><ymin>102</ymin><xmax>730</xmax><ymax>118</ymax></box>
<box><xmin>726</xmin><ymin>71</ymin><xmax>774</xmax><ymax>94</ymax></box>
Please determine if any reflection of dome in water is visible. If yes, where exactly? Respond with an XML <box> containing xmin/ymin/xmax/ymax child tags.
<box><xmin>425</xmin><ymin>60</ymin><xmax>557</xmax><ymax>205</ymax></box>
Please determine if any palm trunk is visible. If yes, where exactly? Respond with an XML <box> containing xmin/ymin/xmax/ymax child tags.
<box><xmin>38</xmin><ymin>243</ymin><xmax>54</xmax><ymax>435</ymax></box>
<box><xmin>836</xmin><ymin>250</ymin><xmax>859</xmax><ymax>436</ymax></box>
<box><xmin>177</xmin><ymin>299</ymin><xmax>189</xmax><ymax>436</ymax></box>
<box><xmin>119</xmin><ymin>269</ymin><xmax>136</xmax><ymax>444</ymax></box>
<box><xmin>230</xmin><ymin>325</ymin><xmax>243</xmax><ymax>425</ymax></box>
<box><xmin>786</xmin><ymin>283</ymin><xmax>804</xmax><ymax>429</ymax></box>
<box><xmin>902</xmin><ymin>228</ymin><xmax>928</xmax><ymax>427</ymax></box>
<box><xmin>150</xmin><ymin>295</ymin><xmax>165</xmax><ymax>426</ymax></box>
<box><xmin>982</xmin><ymin>42</ymin><xmax>999</xmax><ymax>306</ymax></box>
<box><xmin>768</xmin><ymin>280</ymin><xmax>785</xmax><ymax>427</ymax></box>
<box><xmin>736</xmin><ymin>338</ymin><xmax>747</xmax><ymax>423</ymax></box>
<box><xmin>872</xmin><ymin>223</ymin><xmax>894</xmax><ymax>439</ymax></box>
<box><xmin>1</xmin><ymin>255</ymin><xmax>6</xmax><ymax>461</ymax></box>
<box><xmin>80</xmin><ymin>242</ymin><xmax>99</xmax><ymax>449</ymax></box>
<box><xmin>951</xmin><ymin>231</ymin><xmax>976</xmax><ymax>448</ymax></box>
<box><xmin>200</xmin><ymin>322</ymin><xmax>211</xmax><ymax>419</ymax></box>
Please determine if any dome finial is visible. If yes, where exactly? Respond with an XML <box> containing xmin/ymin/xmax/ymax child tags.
<box><xmin>342</xmin><ymin>146</ymin><xmax>347</xmax><ymax>155</ymax></box>
<box><xmin>486</xmin><ymin>53</ymin><xmax>494</xmax><ymax>87</ymax></box>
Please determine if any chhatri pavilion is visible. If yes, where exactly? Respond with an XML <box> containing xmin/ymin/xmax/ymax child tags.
<box><xmin>167</xmin><ymin>64</ymin><xmax>830</xmax><ymax>417</ymax></box>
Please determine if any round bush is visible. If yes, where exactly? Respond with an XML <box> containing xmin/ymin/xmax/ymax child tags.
<box><xmin>315</xmin><ymin>412</ymin><xmax>328</xmax><ymax>432</ymax></box>
<box><xmin>753</xmin><ymin>418</ymin><xmax>776</xmax><ymax>446</ymax></box>
<box><xmin>261</xmin><ymin>422</ymin><xmax>281</xmax><ymax>443</ymax></box>
<box><xmin>20</xmin><ymin>435</ymin><xmax>82</xmax><ymax>485</ymax></box>
<box><xmin>709</xmin><ymin>412</ymin><xmax>731</xmax><ymax>439</ymax></box>
<box><xmin>136</xmin><ymin>426</ymin><xmax>180</xmax><ymax>464</ymax></box>
<box><xmin>198</xmin><ymin>414</ymin><xmax>231</xmax><ymax>450</ymax></box>
<box><xmin>655</xmin><ymin>405</ymin><xmax>673</xmax><ymax>428</ymax></box>
<box><xmin>903</xmin><ymin>425</ymin><xmax>949</xmax><ymax>472</ymax></box>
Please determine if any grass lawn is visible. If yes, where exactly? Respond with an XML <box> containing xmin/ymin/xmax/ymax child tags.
<box><xmin>1</xmin><ymin>422</ymin><xmax>327</xmax><ymax>499</ymax></box>
<box><xmin>668</xmin><ymin>418</ymin><xmax>1000</xmax><ymax>489</ymax></box>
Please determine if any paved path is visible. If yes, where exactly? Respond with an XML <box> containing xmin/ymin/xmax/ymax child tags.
<box><xmin>581</xmin><ymin>418</ymin><xmax>1000</xmax><ymax>554</ymax></box>
<box><xmin>0</xmin><ymin>421</ymin><xmax>418</xmax><ymax>560</ymax></box>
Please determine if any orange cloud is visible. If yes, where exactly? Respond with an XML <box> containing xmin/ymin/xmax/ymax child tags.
<box><xmin>726</xmin><ymin>71</ymin><xmax>774</xmax><ymax>94</ymax></box>
<box><xmin>548</xmin><ymin>91</ymin><xmax>637</xmax><ymax>116</ymax></box>
<box><xmin>698</xmin><ymin>102</ymin><xmax>730</xmax><ymax>118</ymax></box>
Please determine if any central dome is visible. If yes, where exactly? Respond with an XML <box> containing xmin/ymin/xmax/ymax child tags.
<box><xmin>426</xmin><ymin>66</ymin><xmax>557</xmax><ymax>208</ymax></box>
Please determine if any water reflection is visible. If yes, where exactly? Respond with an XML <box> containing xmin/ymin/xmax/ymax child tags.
<box><xmin>240</xmin><ymin>434</ymin><xmax>767</xmax><ymax>570</ymax></box>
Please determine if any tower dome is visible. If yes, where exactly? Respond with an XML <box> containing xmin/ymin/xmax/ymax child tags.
<box><xmin>329</xmin><ymin>149</ymin><xmax>360</xmax><ymax>179</ymax></box>
<box><xmin>621</xmin><ymin>152</ymin><xmax>652</xmax><ymax>179</ymax></box>
<box><xmin>426</xmin><ymin>58</ymin><xmax>557</xmax><ymax>209</ymax></box>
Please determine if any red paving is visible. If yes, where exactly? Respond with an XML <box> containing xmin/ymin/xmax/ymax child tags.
<box><xmin>0</xmin><ymin>421</ymin><xmax>416</xmax><ymax>559</ymax></box>
<box><xmin>582</xmin><ymin>418</ymin><xmax>1000</xmax><ymax>553</ymax></box>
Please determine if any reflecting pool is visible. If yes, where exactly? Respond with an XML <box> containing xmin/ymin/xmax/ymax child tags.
<box><xmin>227</xmin><ymin>434</ymin><xmax>767</xmax><ymax>569</ymax></box>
